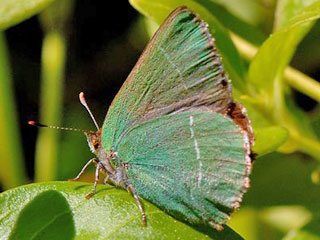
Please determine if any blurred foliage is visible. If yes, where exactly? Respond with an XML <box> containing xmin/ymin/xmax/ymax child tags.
<box><xmin>0</xmin><ymin>32</ymin><xmax>26</xmax><ymax>188</ymax></box>
<box><xmin>229</xmin><ymin>152</ymin><xmax>320</xmax><ymax>239</ymax></box>
<box><xmin>0</xmin><ymin>0</ymin><xmax>320</xmax><ymax>239</ymax></box>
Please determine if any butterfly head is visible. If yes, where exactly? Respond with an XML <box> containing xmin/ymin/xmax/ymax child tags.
<box><xmin>85</xmin><ymin>129</ymin><xmax>102</xmax><ymax>154</ymax></box>
<box><xmin>78</xmin><ymin>91</ymin><xmax>105</xmax><ymax>155</ymax></box>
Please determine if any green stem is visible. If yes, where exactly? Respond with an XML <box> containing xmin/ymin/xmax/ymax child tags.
<box><xmin>0</xmin><ymin>32</ymin><xmax>27</xmax><ymax>188</ymax></box>
<box><xmin>285</xmin><ymin>67</ymin><xmax>320</xmax><ymax>103</ymax></box>
<box><xmin>35</xmin><ymin>31</ymin><xmax>65</xmax><ymax>181</ymax></box>
<box><xmin>34</xmin><ymin>0</ymin><xmax>74</xmax><ymax>182</ymax></box>
<box><xmin>296</xmin><ymin>135</ymin><xmax>320</xmax><ymax>161</ymax></box>
<box><xmin>231</xmin><ymin>33</ymin><xmax>320</xmax><ymax>103</ymax></box>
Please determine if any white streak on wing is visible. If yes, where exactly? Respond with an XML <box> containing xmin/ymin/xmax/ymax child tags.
<box><xmin>189</xmin><ymin>116</ymin><xmax>194</xmax><ymax>138</ymax></box>
<box><xmin>189</xmin><ymin>116</ymin><xmax>202</xmax><ymax>187</ymax></box>
<box><xmin>159</xmin><ymin>47</ymin><xmax>188</xmax><ymax>90</ymax></box>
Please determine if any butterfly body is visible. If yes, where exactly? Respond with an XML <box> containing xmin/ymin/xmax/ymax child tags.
<box><xmin>79</xmin><ymin>6</ymin><xmax>253</xmax><ymax>230</ymax></box>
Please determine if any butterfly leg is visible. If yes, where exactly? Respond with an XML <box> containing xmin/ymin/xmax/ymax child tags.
<box><xmin>103</xmin><ymin>176</ymin><xmax>109</xmax><ymax>185</ymax></box>
<box><xmin>127</xmin><ymin>184</ymin><xmax>146</xmax><ymax>226</ymax></box>
<box><xmin>68</xmin><ymin>158</ymin><xmax>96</xmax><ymax>181</ymax></box>
<box><xmin>85</xmin><ymin>161</ymin><xmax>102</xmax><ymax>199</ymax></box>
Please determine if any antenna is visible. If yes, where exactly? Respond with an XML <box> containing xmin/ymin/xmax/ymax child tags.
<box><xmin>79</xmin><ymin>92</ymin><xmax>100</xmax><ymax>130</ymax></box>
<box><xmin>28</xmin><ymin>121</ymin><xmax>91</xmax><ymax>133</ymax></box>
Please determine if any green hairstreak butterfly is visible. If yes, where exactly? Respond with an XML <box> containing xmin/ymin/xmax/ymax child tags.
<box><xmin>30</xmin><ymin>6</ymin><xmax>254</xmax><ymax>230</ymax></box>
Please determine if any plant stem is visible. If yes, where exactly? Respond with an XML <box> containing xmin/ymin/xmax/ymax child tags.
<box><xmin>35</xmin><ymin>31</ymin><xmax>65</xmax><ymax>181</ymax></box>
<box><xmin>0</xmin><ymin>33</ymin><xmax>27</xmax><ymax>188</ymax></box>
<box><xmin>285</xmin><ymin>67</ymin><xmax>320</xmax><ymax>103</ymax></box>
<box><xmin>231</xmin><ymin>33</ymin><xmax>320</xmax><ymax>103</ymax></box>
<box><xmin>296</xmin><ymin>135</ymin><xmax>320</xmax><ymax>161</ymax></box>
<box><xmin>34</xmin><ymin>0</ymin><xmax>74</xmax><ymax>182</ymax></box>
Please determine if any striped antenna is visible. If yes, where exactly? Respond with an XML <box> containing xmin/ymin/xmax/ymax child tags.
<box><xmin>28</xmin><ymin>121</ymin><xmax>92</xmax><ymax>134</ymax></box>
<box><xmin>79</xmin><ymin>92</ymin><xmax>100</xmax><ymax>130</ymax></box>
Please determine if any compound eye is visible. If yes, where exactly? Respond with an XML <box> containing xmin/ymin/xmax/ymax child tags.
<box><xmin>110</xmin><ymin>151</ymin><xmax>118</xmax><ymax>159</ymax></box>
<box><xmin>94</xmin><ymin>142</ymin><xmax>99</xmax><ymax>149</ymax></box>
<box><xmin>91</xmin><ymin>138</ymin><xmax>99</xmax><ymax>150</ymax></box>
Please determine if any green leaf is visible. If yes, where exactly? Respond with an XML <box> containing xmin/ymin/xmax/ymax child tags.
<box><xmin>129</xmin><ymin>0</ymin><xmax>247</xmax><ymax>92</ymax></box>
<box><xmin>247</xmin><ymin>1</ymin><xmax>320</xmax><ymax>159</ymax></box>
<box><xmin>248</xmin><ymin>1</ymin><xmax>320</xmax><ymax>97</ymax></box>
<box><xmin>0</xmin><ymin>182</ymin><xmax>244</xmax><ymax>240</ymax></box>
<box><xmin>207</xmin><ymin>0</ymin><xmax>268</xmax><ymax>27</ymax></box>
<box><xmin>259</xmin><ymin>206</ymin><xmax>312</xmax><ymax>232</ymax></box>
<box><xmin>229</xmin><ymin>152</ymin><xmax>320</xmax><ymax>239</ymax></box>
<box><xmin>274</xmin><ymin>0</ymin><xmax>319</xmax><ymax>30</ymax></box>
<box><xmin>244</xmin><ymin>152</ymin><xmax>320</xmax><ymax>210</ymax></box>
<box><xmin>0</xmin><ymin>0</ymin><xmax>54</xmax><ymax>31</ymax></box>
<box><xmin>193</xmin><ymin>0</ymin><xmax>266</xmax><ymax>45</ymax></box>
<box><xmin>248</xmin><ymin>23</ymin><xmax>311</xmax><ymax>103</ymax></box>
<box><xmin>237</xmin><ymin>95</ymin><xmax>290</xmax><ymax>155</ymax></box>
<box><xmin>252</xmin><ymin>126</ymin><xmax>288</xmax><ymax>156</ymax></box>
<box><xmin>283</xmin><ymin>215</ymin><xmax>320</xmax><ymax>240</ymax></box>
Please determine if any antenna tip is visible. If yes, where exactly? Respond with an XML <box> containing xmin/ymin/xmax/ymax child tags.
<box><xmin>28</xmin><ymin>121</ymin><xmax>48</xmax><ymax>128</ymax></box>
<box><xmin>79</xmin><ymin>92</ymin><xmax>86</xmax><ymax>105</ymax></box>
<box><xmin>78</xmin><ymin>91</ymin><xmax>100</xmax><ymax>130</ymax></box>
<box><xmin>28</xmin><ymin>121</ymin><xmax>36</xmax><ymax>125</ymax></box>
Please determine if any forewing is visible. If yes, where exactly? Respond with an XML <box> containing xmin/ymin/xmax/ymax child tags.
<box><xmin>115</xmin><ymin>111</ymin><xmax>251</xmax><ymax>227</ymax></box>
<box><xmin>102</xmin><ymin>7</ymin><xmax>232</xmax><ymax>150</ymax></box>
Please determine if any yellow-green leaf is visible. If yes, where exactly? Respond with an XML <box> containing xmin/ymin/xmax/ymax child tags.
<box><xmin>0</xmin><ymin>0</ymin><xmax>54</xmax><ymax>31</ymax></box>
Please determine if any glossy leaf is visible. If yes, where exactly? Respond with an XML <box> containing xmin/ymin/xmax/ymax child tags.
<box><xmin>0</xmin><ymin>0</ymin><xmax>54</xmax><ymax>31</ymax></box>
<box><xmin>129</xmin><ymin>0</ymin><xmax>247</xmax><ymax>91</ymax></box>
<box><xmin>0</xmin><ymin>182</ymin><xmax>243</xmax><ymax>239</ymax></box>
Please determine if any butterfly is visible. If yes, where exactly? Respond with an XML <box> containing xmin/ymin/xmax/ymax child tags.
<box><xmin>30</xmin><ymin>6</ymin><xmax>254</xmax><ymax>231</ymax></box>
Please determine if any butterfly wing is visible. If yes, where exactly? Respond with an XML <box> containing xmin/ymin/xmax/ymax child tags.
<box><xmin>102</xmin><ymin>7</ymin><xmax>234</xmax><ymax>150</ymax></box>
<box><xmin>115</xmin><ymin>111</ymin><xmax>251</xmax><ymax>227</ymax></box>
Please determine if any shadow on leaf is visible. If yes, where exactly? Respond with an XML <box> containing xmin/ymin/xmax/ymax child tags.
<box><xmin>10</xmin><ymin>190</ymin><xmax>75</xmax><ymax>240</ymax></box>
